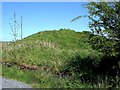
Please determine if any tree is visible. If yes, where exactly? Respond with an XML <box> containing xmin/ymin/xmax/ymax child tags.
<box><xmin>72</xmin><ymin>1</ymin><xmax>120</xmax><ymax>56</ymax></box>
<box><xmin>85</xmin><ymin>2</ymin><xmax>120</xmax><ymax>40</ymax></box>
<box><xmin>9</xmin><ymin>12</ymin><xmax>18</xmax><ymax>42</ymax></box>
<box><xmin>9</xmin><ymin>12</ymin><xmax>23</xmax><ymax>64</ymax></box>
<box><xmin>85</xmin><ymin>2</ymin><xmax>120</xmax><ymax>56</ymax></box>
<box><xmin>86</xmin><ymin>2</ymin><xmax>120</xmax><ymax>88</ymax></box>
<box><xmin>9</xmin><ymin>12</ymin><xmax>23</xmax><ymax>41</ymax></box>
<box><xmin>72</xmin><ymin>1</ymin><xmax>120</xmax><ymax>87</ymax></box>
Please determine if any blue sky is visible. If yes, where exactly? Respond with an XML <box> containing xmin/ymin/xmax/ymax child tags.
<box><xmin>2</xmin><ymin>2</ymin><xmax>90</xmax><ymax>41</ymax></box>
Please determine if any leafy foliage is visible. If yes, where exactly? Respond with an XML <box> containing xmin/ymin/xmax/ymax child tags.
<box><xmin>84</xmin><ymin>3</ymin><xmax>120</xmax><ymax>87</ymax></box>
<box><xmin>84</xmin><ymin>2</ymin><xmax>120</xmax><ymax>67</ymax></box>
<box><xmin>71</xmin><ymin>2</ymin><xmax>120</xmax><ymax>88</ymax></box>
<box><xmin>84</xmin><ymin>2</ymin><xmax>120</xmax><ymax>39</ymax></box>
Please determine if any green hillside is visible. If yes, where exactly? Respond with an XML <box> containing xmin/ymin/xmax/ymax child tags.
<box><xmin>3</xmin><ymin>29</ymin><xmax>99</xmax><ymax>70</ymax></box>
<box><xmin>2</xmin><ymin>29</ymin><xmax>111</xmax><ymax>88</ymax></box>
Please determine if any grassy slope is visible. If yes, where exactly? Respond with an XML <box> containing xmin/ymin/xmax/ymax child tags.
<box><xmin>2</xmin><ymin>29</ymin><xmax>100</xmax><ymax>88</ymax></box>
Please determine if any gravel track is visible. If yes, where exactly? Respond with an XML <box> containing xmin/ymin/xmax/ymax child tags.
<box><xmin>0</xmin><ymin>76</ymin><xmax>32</xmax><ymax>88</ymax></box>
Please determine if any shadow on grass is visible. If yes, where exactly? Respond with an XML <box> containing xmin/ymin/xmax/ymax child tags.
<box><xmin>59</xmin><ymin>54</ymin><xmax>120</xmax><ymax>88</ymax></box>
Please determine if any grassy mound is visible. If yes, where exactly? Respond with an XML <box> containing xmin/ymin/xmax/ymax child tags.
<box><xmin>2</xmin><ymin>29</ymin><xmax>98</xmax><ymax>71</ymax></box>
<box><xmin>3</xmin><ymin>29</ymin><xmax>116</xmax><ymax>88</ymax></box>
